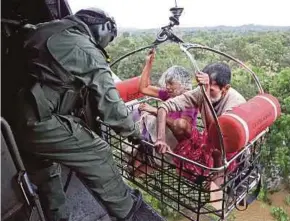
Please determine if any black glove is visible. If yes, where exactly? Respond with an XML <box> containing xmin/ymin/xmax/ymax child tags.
<box><xmin>127</xmin><ymin>124</ymin><xmax>142</xmax><ymax>145</ymax></box>
<box><xmin>128</xmin><ymin>135</ymin><xmax>142</xmax><ymax>145</ymax></box>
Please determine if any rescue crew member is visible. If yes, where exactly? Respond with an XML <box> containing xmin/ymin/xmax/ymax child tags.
<box><xmin>16</xmin><ymin>7</ymin><xmax>161</xmax><ymax>221</ymax></box>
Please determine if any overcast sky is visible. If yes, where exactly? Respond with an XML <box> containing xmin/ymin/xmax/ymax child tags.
<box><xmin>68</xmin><ymin>0</ymin><xmax>290</xmax><ymax>29</ymax></box>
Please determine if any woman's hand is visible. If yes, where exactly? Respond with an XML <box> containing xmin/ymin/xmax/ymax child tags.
<box><xmin>139</xmin><ymin>48</ymin><xmax>160</xmax><ymax>98</ymax></box>
<box><xmin>138</xmin><ymin>103</ymin><xmax>157</xmax><ymax>115</ymax></box>
<box><xmin>155</xmin><ymin>139</ymin><xmax>171</xmax><ymax>154</ymax></box>
<box><xmin>145</xmin><ymin>48</ymin><xmax>156</xmax><ymax>64</ymax></box>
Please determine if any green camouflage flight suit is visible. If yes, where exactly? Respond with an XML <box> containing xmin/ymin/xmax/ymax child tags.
<box><xmin>16</xmin><ymin>15</ymin><xmax>138</xmax><ymax>220</ymax></box>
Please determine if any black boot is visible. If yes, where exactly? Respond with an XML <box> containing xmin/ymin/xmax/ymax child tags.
<box><xmin>120</xmin><ymin>189</ymin><xmax>167</xmax><ymax>221</ymax></box>
<box><xmin>45</xmin><ymin>209</ymin><xmax>71</xmax><ymax>221</ymax></box>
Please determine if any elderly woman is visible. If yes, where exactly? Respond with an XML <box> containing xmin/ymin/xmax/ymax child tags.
<box><xmin>137</xmin><ymin>51</ymin><xmax>198</xmax><ymax>142</ymax></box>
<box><xmin>130</xmin><ymin>50</ymin><xmax>198</xmax><ymax>176</ymax></box>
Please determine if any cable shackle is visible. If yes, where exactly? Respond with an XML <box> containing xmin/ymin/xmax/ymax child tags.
<box><xmin>110</xmin><ymin>3</ymin><xmax>185</xmax><ymax>67</ymax></box>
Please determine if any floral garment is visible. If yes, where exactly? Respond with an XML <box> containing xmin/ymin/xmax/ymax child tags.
<box><xmin>173</xmin><ymin>128</ymin><xmax>237</xmax><ymax>181</ymax></box>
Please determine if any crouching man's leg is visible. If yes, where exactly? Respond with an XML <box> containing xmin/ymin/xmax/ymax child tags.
<box><xmin>171</xmin><ymin>118</ymin><xmax>192</xmax><ymax>141</ymax></box>
<box><xmin>24</xmin><ymin>160</ymin><xmax>66</xmax><ymax>221</ymax></box>
<box><xmin>21</xmin><ymin>115</ymin><xmax>164</xmax><ymax>220</ymax></box>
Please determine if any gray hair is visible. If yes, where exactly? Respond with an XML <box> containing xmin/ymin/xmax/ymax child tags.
<box><xmin>158</xmin><ymin>65</ymin><xmax>192</xmax><ymax>90</ymax></box>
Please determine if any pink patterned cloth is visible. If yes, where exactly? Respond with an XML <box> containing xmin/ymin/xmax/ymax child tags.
<box><xmin>173</xmin><ymin>128</ymin><xmax>238</xmax><ymax>181</ymax></box>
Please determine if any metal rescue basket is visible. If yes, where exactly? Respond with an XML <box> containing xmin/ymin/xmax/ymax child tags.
<box><xmin>96</xmin><ymin>5</ymin><xmax>270</xmax><ymax>221</ymax></box>
<box><xmin>99</xmin><ymin>99</ymin><xmax>266</xmax><ymax>221</ymax></box>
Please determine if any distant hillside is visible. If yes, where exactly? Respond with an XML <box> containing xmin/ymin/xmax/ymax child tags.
<box><xmin>181</xmin><ymin>24</ymin><xmax>290</xmax><ymax>32</ymax></box>
<box><xmin>119</xmin><ymin>24</ymin><xmax>290</xmax><ymax>34</ymax></box>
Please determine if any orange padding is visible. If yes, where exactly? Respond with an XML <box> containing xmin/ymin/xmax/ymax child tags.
<box><xmin>209</xmin><ymin>93</ymin><xmax>281</xmax><ymax>153</ymax></box>
<box><xmin>115</xmin><ymin>76</ymin><xmax>144</xmax><ymax>102</ymax></box>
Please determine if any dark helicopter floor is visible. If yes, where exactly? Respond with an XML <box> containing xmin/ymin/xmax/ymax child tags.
<box><xmin>61</xmin><ymin>167</ymin><xmax>111</xmax><ymax>221</ymax></box>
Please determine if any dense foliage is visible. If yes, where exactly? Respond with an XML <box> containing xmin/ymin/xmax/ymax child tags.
<box><xmin>108</xmin><ymin>29</ymin><xmax>290</xmax><ymax>186</ymax></box>
<box><xmin>107</xmin><ymin>29</ymin><xmax>290</xmax><ymax>219</ymax></box>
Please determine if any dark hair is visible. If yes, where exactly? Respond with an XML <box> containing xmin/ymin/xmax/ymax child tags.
<box><xmin>202</xmin><ymin>63</ymin><xmax>231</xmax><ymax>88</ymax></box>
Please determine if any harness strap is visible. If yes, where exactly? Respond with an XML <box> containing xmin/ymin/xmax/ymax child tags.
<box><xmin>30</xmin><ymin>82</ymin><xmax>52</xmax><ymax>121</ymax></box>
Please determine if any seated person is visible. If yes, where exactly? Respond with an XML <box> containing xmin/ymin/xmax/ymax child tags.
<box><xmin>130</xmin><ymin>50</ymin><xmax>198</xmax><ymax>175</ymax></box>
<box><xmin>135</xmin><ymin>49</ymin><xmax>198</xmax><ymax>143</ymax></box>
<box><xmin>155</xmin><ymin>63</ymin><xmax>246</xmax><ymax>182</ymax></box>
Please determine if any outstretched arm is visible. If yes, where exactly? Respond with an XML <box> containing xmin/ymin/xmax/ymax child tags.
<box><xmin>155</xmin><ymin>107</ymin><xmax>170</xmax><ymax>153</ymax></box>
<box><xmin>89</xmin><ymin>67</ymin><xmax>139</xmax><ymax>137</ymax></box>
<box><xmin>49</xmin><ymin>31</ymin><xmax>139</xmax><ymax>138</ymax></box>
<box><xmin>160</xmin><ymin>88</ymin><xmax>202</xmax><ymax>113</ymax></box>
<box><xmin>155</xmin><ymin>108</ymin><xmax>191</xmax><ymax>153</ymax></box>
<box><xmin>139</xmin><ymin>50</ymin><xmax>160</xmax><ymax>97</ymax></box>
<box><xmin>138</xmin><ymin>103</ymin><xmax>181</xmax><ymax>133</ymax></box>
